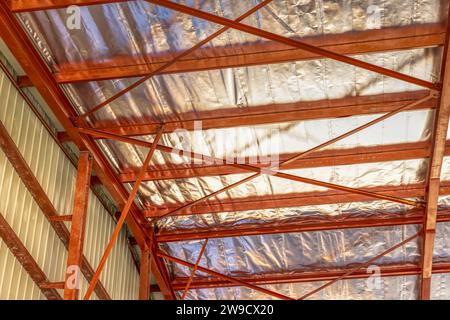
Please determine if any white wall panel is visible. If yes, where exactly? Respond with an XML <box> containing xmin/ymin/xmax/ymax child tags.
<box><xmin>0</xmin><ymin>67</ymin><xmax>139</xmax><ymax>299</ymax></box>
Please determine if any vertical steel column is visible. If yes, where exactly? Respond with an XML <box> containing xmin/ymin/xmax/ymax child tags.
<box><xmin>420</xmin><ymin>6</ymin><xmax>450</xmax><ymax>299</ymax></box>
<box><xmin>64</xmin><ymin>151</ymin><xmax>93</xmax><ymax>300</ymax></box>
<box><xmin>139</xmin><ymin>249</ymin><xmax>151</xmax><ymax>300</ymax></box>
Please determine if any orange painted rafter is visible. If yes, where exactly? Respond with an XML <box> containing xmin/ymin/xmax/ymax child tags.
<box><xmin>65</xmin><ymin>151</ymin><xmax>93</xmax><ymax>300</ymax></box>
<box><xmin>79</xmin><ymin>95</ymin><xmax>432</xmax><ymax>218</ymax></box>
<box><xmin>16</xmin><ymin>24</ymin><xmax>445</xmax><ymax>85</ymax></box>
<box><xmin>91</xmin><ymin>90</ymin><xmax>434</xmax><ymax>137</ymax></box>
<box><xmin>420</xmin><ymin>8</ymin><xmax>450</xmax><ymax>300</ymax></box>
<box><xmin>156</xmin><ymin>208</ymin><xmax>450</xmax><ymax>243</ymax></box>
<box><xmin>147</xmin><ymin>0</ymin><xmax>439</xmax><ymax>91</ymax></box>
<box><xmin>79</xmin><ymin>126</ymin><xmax>424</xmax><ymax>212</ymax></box>
<box><xmin>76</xmin><ymin>0</ymin><xmax>276</xmax><ymax>120</ymax></box>
<box><xmin>145</xmin><ymin>181</ymin><xmax>450</xmax><ymax>218</ymax></box>
<box><xmin>297</xmin><ymin>231</ymin><xmax>421</xmax><ymax>299</ymax></box>
<box><xmin>119</xmin><ymin>141</ymin><xmax>450</xmax><ymax>183</ymax></box>
<box><xmin>157</xmin><ymin>250</ymin><xmax>295</xmax><ymax>300</ymax></box>
<box><xmin>83</xmin><ymin>126</ymin><xmax>165</xmax><ymax>300</ymax></box>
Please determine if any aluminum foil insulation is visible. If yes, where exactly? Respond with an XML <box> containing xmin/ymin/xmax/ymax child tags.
<box><xmin>16</xmin><ymin>0</ymin><xmax>450</xmax><ymax>299</ymax></box>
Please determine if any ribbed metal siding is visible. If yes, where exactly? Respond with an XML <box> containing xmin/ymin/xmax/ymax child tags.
<box><xmin>0</xmin><ymin>68</ymin><xmax>139</xmax><ymax>299</ymax></box>
<box><xmin>0</xmin><ymin>238</ymin><xmax>44</xmax><ymax>299</ymax></box>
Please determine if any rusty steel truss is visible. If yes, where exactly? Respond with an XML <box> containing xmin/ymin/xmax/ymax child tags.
<box><xmin>1</xmin><ymin>0</ymin><xmax>450</xmax><ymax>300</ymax></box>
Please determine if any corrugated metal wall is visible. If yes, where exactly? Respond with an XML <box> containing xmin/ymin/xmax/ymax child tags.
<box><xmin>0</xmin><ymin>238</ymin><xmax>44</xmax><ymax>299</ymax></box>
<box><xmin>0</xmin><ymin>67</ymin><xmax>140</xmax><ymax>300</ymax></box>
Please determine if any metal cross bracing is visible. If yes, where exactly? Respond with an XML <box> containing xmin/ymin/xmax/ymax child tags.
<box><xmin>76</xmin><ymin>89</ymin><xmax>436</xmax><ymax>298</ymax></box>
<box><xmin>1</xmin><ymin>0</ymin><xmax>449</xmax><ymax>300</ymax></box>
<box><xmin>0</xmin><ymin>1</ymin><xmax>174</xmax><ymax>300</ymax></box>
<box><xmin>61</xmin><ymin>90</ymin><xmax>434</xmax><ymax>139</ymax></box>
<box><xmin>82</xmin><ymin>0</ymin><xmax>447</xmax><ymax>298</ymax></box>
<box><xmin>157</xmin><ymin>231</ymin><xmax>421</xmax><ymax>300</ymax></box>
<box><xmin>180</xmin><ymin>238</ymin><xmax>209</xmax><ymax>300</ymax></box>
<box><xmin>84</xmin><ymin>125</ymin><xmax>165</xmax><ymax>299</ymax></box>
<box><xmin>76</xmin><ymin>89</ymin><xmax>438</xmax><ymax>299</ymax></box>
<box><xmin>77</xmin><ymin>90</ymin><xmax>434</xmax><ymax>218</ymax></box>
<box><xmin>81</xmin><ymin>0</ymin><xmax>280</xmax><ymax>299</ymax></box>
<box><xmin>74</xmin><ymin>0</ymin><xmax>277</xmax><ymax>121</ymax></box>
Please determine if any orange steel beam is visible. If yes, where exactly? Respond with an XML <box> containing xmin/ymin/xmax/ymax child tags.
<box><xmin>121</xmin><ymin>141</ymin><xmax>450</xmax><ymax>183</ymax></box>
<box><xmin>79</xmin><ymin>95</ymin><xmax>429</xmax><ymax>216</ymax></box>
<box><xmin>7</xmin><ymin>0</ymin><xmax>117</xmax><ymax>12</ymax></box>
<box><xmin>420</xmin><ymin>7</ymin><xmax>450</xmax><ymax>300</ymax></box>
<box><xmin>92</xmin><ymin>90</ymin><xmax>434</xmax><ymax>137</ymax></box>
<box><xmin>64</xmin><ymin>151</ymin><xmax>93</xmax><ymax>300</ymax></box>
<box><xmin>278</xmin><ymin>94</ymin><xmax>434</xmax><ymax>167</ymax></box>
<box><xmin>76</xmin><ymin>0</ymin><xmax>276</xmax><ymax>120</ymax></box>
<box><xmin>2</xmin><ymin>0</ymin><xmax>276</xmax><ymax>299</ymax></box>
<box><xmin>84</xmin><ymin>126</ymin><xmax>424</xmax><ymax>212</ymax></box>
<box><xmin>169</xmin><ymin>262</ymin><xmax>450</xmax><ymax>291</ymax></box>
<box><xmin>0</xmin><ymin>1</ymin><xmax>149</xmax><ymax>253</ymax></box>
<box><xmin>79</xmin><ymin>127</ymin><xmax>423</xmax><ymax>211</ymax></box>
<box><xmin>157</xmin><ymin>251</ymin><xmax>295</xmax><ymax>300</ymax></box>
<box><xmin>146</xmin><ymin>181</ymin><xmax>450</xmax><ymax>218</ymax></box>
<box><xmin>84</xmin><ymin>126</ymin><xmax>165</xmax><ymax>300</ymax></box>
<box><xmin>147</xmin><ymin>0</ymin><xmax>440</xmax><ymax>91</ymax></box>
<box><xmin>0</xmin><ymin>118</ymin><xmax>111</xmax><ymax>300</ymax></box>
<box><xmin>156</xmin><ymin>208</ymin><xmax>450</xmax><ymax>243</ymax></box>
<box><xmin>139</xmin><ymin>249</ymin><xmax>151</xmax><ymax>300</ymax></box>
<box><xmin>298</xmin><ymin>231</ymin><xmax>421</xmax><ymax>299</ymax></box>
<box><xmin>180</xmin><ymin>239</ymin><xmax>209</xmax><ymax>300</ymax></box>
<box><xmin>0</xmin><ymin>213</ymin><xmax>62</xmax><ymax>300</ymax></box>
<box><xmin>0</xmin><ymin>1</ymin><xmax>169</xmax><ymax>296</ymax></box>
<box><xmin>15</xmin><ymin>24</ymin><xmax>445</xmax><ymax>84</ymax></box>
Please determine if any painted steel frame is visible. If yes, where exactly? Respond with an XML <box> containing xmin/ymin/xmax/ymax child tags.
<box><xmin>14</xmin><ymin>24</ymin><xmax>446</xmax><ymax>85</ymax></box>
<box><xmin>64</xmin><ymin>151</ymin><xmax>93</xmax><ymax>300</ymax></box>
<box><xmin>420</xmin><ymin>3</ymin><xmax>450</xmax><ymax>300</ymax></box>
<box><xmin>0</xmin><ymin>0</ymin><xmax>449</xmax><ymax>300</ymax></box>
<box><xmin>0</xmin><ymin>1</ymin><xmax>174</xmax><ymax>299</ymax></box>
<box><xmin>157</xmin><ymin>231</ymin><xmax>420</xmax><ymax>299</ymax></box>
<box><xmin>0</xmin><ymin>116</ymin><xmax>111</xmax><ymax>300</ymax></box>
